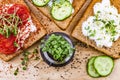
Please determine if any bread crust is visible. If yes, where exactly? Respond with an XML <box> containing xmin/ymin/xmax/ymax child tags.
<box><xmin>0</xmin><ymin>0</ymin><xmax>46</xmax><ymax>61</ymax></box>
<box><xmin>72</xmin><ymin>0</ymin><xmax>120</xmax><ymax>58</ymax></box>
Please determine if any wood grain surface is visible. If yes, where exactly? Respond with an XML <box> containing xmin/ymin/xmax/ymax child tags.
<box><xmin>0</xmin><ymin>0</ymin><xmax>119</xmax><ymax>80</ymax></box>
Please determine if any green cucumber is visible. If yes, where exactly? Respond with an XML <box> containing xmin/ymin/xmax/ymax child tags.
<box><xmin>94</xmin><ymin>56</ymin><xmax>114</xmax><ymax>76</ymax></box>
<box><xmin>87</xmin><ymin>56</ymin><xmax>100</xmax><ymax>78</ymax></box>
<box><xmin>51</xmin><ymin>0</ymin><xmax>73</xmax><ymax>21</ymax></box>
<box><xmin>32</xmin><ymin>0</ymin><xmax>50</xmax><ymax>7</ymax></box>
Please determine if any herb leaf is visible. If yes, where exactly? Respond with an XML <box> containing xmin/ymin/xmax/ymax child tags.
<box><xmin>41</xmin><ymin>34</ymin><xmax>74</xmax><ymax>62</ymax></box>
<box><xmin>14</xmin><ymin>68</ymin><xmax>19</xmax><ymax>76</ymax></box>
<box><xmin>0</xmin><ymin>11</ymin><xmax>22</xmax><ymax>38</ymax></box>
<box><xmin>14</xmin><ymin>42</ymin><xmax>19</xmax><ymax>48</ymax></box>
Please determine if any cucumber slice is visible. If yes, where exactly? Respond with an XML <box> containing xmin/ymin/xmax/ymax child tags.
<box><xmin>32</xmin><ymin>0</ymin><xmax>50</xmax><ymax>7</ymax></box>
<box><xmin>94</xmin><ymin>56</ymin><xmax>114</xmax><ymax>76</ymax></box>
<box><xmin>87</xmin><ymin>57</ymin><xmax>100</xmax><ymax>78</ymax></box>
<box><xmin>51</xmin><ymin>0</ymin><xmax>73</xmax><ymax>21</ymax></box>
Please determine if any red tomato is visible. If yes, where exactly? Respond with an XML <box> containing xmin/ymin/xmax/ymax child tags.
<box><xmin>0</xmin><ymin>34</ymin><xmax>17</xmax><ymax>54</ymax></box>
<box><xmin>0</xmin><ymin>4</ymin><xmax>30</xmax><ymax>54</ymax></box>
<box><xmin>7</xmin><ymin>4</ymin><xmax>30</xmax><ymax>25</ymax></box>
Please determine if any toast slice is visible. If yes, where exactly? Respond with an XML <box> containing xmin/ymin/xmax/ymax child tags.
<box><xmin>72</xmin><ymin>0</ymin><xmax>120</xmax><ymax>58</ymax></box>
<box><xmin>29</xmin><ymin>0</ymin><xmax>86</xmax><ymax>30</ymax></box>
<box><xmin>0</xmin><ymin>0</ymin><xmax>46</xmax><ymax>61</ymax></box>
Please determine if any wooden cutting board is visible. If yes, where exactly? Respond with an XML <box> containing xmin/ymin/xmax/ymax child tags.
<box><xmin>0</xmin><ymin>0</ymin><xmax>120</xmax><ymax>80</ymax></box>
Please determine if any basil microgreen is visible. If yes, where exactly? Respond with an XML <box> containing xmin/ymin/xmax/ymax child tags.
<box><xmin>14</xmin><ymin>42</ymin><xmax>19</xmax><ymax>48</ymax></box>
<box><xmin>14</xmin><ymin>68</ymin><xmax>19</xmax><ymax>76</ymax></box>
<box><xmin>0</xmin><ymin>11</ymin><xmax>22</xmax><ymax>38</ymax></box>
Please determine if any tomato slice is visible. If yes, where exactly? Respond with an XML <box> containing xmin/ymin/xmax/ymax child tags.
<box><xmin>0</xmin><ymin>34</ymin><xmax>17</xmax><ymax>54</ymax></box>
<box><xmin>0</xmin><ymin>4</ymin><xmax>30</xmax><ymax>54</ymax></box>
<box><xmin>7</xmin><ymin>4</ymin><xmax>30</xmax><ymax>25</ymax></box>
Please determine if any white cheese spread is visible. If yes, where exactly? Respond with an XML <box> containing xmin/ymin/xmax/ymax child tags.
<box><xmin>82</xmin><ymin>0</ymin><xmax>120</xmax><ymax>47</ymax></box>
<box><xmin>17</xmin><ymin>17</ymin><xmax>36</xmax><ymax>48</ymax></box>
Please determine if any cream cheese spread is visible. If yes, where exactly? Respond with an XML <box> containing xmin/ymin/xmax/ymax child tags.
<box><xmin>82</xmin><ymin>0</ymin><xmax>120</xmax><ymax>47</ymax></box>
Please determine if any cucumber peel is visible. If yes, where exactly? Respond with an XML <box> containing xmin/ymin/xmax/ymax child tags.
<box><xmin>87</xmin><ymin>56</ymin><xmax>100</xmax><ymax>78</ymax></box>
<box><xmin>51</xmin><ymin>0</ymin><xmax>73</xmax><ymax>21</ymax></box>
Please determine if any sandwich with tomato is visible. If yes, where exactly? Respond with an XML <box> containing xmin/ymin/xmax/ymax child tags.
<box><xmin>0</xmin><ymin>0</ymin><xmax>46</xmax><ymax>61</ymax></box>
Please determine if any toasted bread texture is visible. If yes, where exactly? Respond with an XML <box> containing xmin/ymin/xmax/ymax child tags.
<box><xmin>0</xmin><ymin>0</ymin><xmax>46</xmax><ymax>61</ymax></box>
<box><xmin>31</xmin><ymin>0</ymin><xmax>86</xmax><ymax>30</ymax></box>
<box><xmin>72</xmin><ymin>0</ymin><xmax>120</xmax><ymax>58</ymax></box>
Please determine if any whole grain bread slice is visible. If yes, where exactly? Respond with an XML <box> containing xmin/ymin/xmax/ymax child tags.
<box><xmin>72</xmin><ymin>0</ymin><xmax>120</xmax><ymax>58</ymax></box>
<box><xmin>0</xmin><ymin>0</ymin><xmax>46</xmax><ymax>61</ymax></box>
<box><xmin>29</xmin><ymin>0</ymin><xmax>86</xmax><ymax>30</ymax></box>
